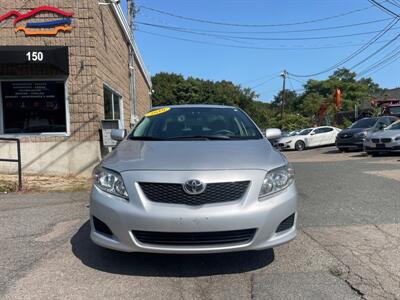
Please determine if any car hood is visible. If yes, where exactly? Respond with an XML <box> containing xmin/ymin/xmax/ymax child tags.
<box><xmin>102</xmin><ymin>139</ymin><xmax>287</xmax><ymax>172</ymax></box>
<box><xmin>340</xmin><ymin>128</ymin><xmax>369</xmax><ymax>135</ymax></box>
<box><xmin>371</xmin><ymin>129</ymin><xmax>400</xmax><ymax>138</ymax></box>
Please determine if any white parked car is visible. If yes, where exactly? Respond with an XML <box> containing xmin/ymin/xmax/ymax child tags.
<box><xmin>277</xmin><ymin>126</ymin><xmax>341</xmax><ymax>151</ymax></box>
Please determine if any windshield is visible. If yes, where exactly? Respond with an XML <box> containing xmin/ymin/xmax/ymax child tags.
<box><xmin>349</xmin><ymin>118</ymin><xmax>378</xmax><ymax>129</ymax></box>
<box><xmin>288</xmin><ymin>131</ymin><xmax>299</xmax><ymax>136</ymax></box>
<box><xmin>129</xmin><ymin>107</ymin><xmax>263</xmax><ymax>140</ymax></box>
<box><xmin>298</xmin><ymin>128</ymin><xmax>312</xmax><ymax>135</ymax></box>
<box><xmin>388</xmin><ymin>106</ymin><xmax>400</xmax><ymax>114</ymax></box>
<box><xmin>387</xmin><ymin>120</ymin><xmax>400</xmax><ymax>130</ymax></box>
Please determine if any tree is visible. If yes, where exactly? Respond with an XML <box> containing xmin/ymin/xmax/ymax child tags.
<box><xmin>151</xmin><ymin>69</ymin><xmax>382</xmax><ymax>130</ymax></box>
<box><xmin>151</xmin><ymin>72</ymin><xmax>268</xmax><ymax>126</ymax></box>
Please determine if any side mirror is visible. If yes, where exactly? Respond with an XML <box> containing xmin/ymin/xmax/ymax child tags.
<box><xmin>111</xmin><ymin>129</ymin><xmax>126</xmax><ymax>141</ymax></box>
<box><xmin>265</xmin><ymin>128</ymin><xmax>282</xmax><ymax>140</ymax></box>
<box><xmin>310</xmin><ymin>132</ymin><xmax>315</xmax><ymax>135</ymax></box>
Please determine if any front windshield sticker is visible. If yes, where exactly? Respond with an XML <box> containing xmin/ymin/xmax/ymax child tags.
<box><xmin>145</xmin><ymin>107</ymin><xmax>171</xmax><ymax>117</ymax></box>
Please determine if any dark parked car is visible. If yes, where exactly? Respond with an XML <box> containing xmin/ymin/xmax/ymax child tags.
<box><xmin>336</xmin><ymin>116</ymin><xmax>398</xmax><ymax>151</ymax></box>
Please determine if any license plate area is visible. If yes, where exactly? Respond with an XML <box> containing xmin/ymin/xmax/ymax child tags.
<box><xmin>376</xmin><ymin>143</ymin><xmax>386</xmax><ymax>149</ymax></box>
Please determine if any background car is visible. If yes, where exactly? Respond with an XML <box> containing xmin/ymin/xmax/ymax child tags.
<box><xmin>335</xmin><ymin>116</ymin><xmax>398</xmax><ymax>152</ymax></box>
<box><xmin>277</xmin><ymin>126</ymin><xmax>340</xmax><ymax>151</ymax></box>
<box><xmin>364</xmin><ymin>120</ymin><xmax>400</xmax><ymax>155</ymax></box>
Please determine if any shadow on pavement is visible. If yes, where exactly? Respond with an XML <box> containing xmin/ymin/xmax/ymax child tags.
<box><xmin>321</xmin><ymin>149</ymin><xmax>342</xmax><ymax>154</ymax></box>
<box><xmin>71</xmin><ymin>221</ymin><xmax>275</xmax><ymax>277</ymax></box>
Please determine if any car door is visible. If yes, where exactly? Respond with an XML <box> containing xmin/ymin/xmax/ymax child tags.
<box><xmin>306</xmin><ymin>128</ymin><xmax>322</xmax><ymax>147</ymax></box>
<box><xmin>321</xmin><ymin>127</ymin><xmax>336</xmax><ymax>145</ymax></box>
<box><xmin>309</xmin><ymin>127</ymin><xmax>332</xmax><ymax>146</ymax></box>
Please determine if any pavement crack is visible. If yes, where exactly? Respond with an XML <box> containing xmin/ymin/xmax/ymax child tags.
<box><xmin>303</xmin><ymin>230</ymin><xmax>368</xmax><ymax>299</ymax></box>
<box><xmin>249</xmin><ymin>273</ymin><xmax>256</xmax><ymax>300</ymax></box>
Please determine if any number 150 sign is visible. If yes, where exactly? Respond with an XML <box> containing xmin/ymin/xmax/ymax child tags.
<box><xmin>26</xmin><ymin>51</ymin><xmax>44</xmax><ymax>62</ymax></box>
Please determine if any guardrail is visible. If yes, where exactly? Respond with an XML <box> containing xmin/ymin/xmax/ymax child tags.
<box><xmin>0</xmin><ymin>138</ymin><xmax>22</xmax><ymax>191</ymax></box>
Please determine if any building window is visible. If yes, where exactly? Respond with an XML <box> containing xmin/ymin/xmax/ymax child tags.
<box><xmin>0</xmin><ymin>81</ymin><xmax>67</xmax><ymax>134</ymax></box>
<box><xmin>104</xmin><ymin>85</ymin><xmax>122</xmax><ymax>121</ymax></box>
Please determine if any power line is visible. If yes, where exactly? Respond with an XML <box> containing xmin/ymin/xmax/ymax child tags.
<box><xmin>137</xmin><ymin>21</ymin><xmax>400</xmax><ymax>41</ymax></box>
<box><xmin>239</xmin><ymin>72</ymin><xmax>281</xmax><ymax>85</ymax></box>
<box><xmin>288</xmin><ymin>76</ymin><xmax>296</xmax><ymax>91</ymax></box>
<box><xmin>250</xmin><ymin>75</ymin><xmax>280</xmax><ymax>89</ymax></box>
<box><xmin>288</xmin><ymin>76</ymin><xmax>307</xmax><ymax>86</ymax></box>
<box><xmin>362</xmin><ymin>52</ymin><xmax>400</xmax><ymax>76</ymax></box>
<box><xmin>368</xmin><ymin>0</ymin><xmax>400</xmax><ymax>17</ymax></box>
<box><xmin>349</xmin><ymin>32</ymin><xmax>400</xmax><ymax>70</ymax></box>
<box><xmin>385</xmin><ymin>0</ymin><xmax>400</xmax><ymax>9</ymax></box>
<box><xmin>139</xmin><ymin>5</ymin><xmax>373</xmax><ymax>27</ymax></box>
<box><xmin>288</xmin><ymin>18</ymin><xmax>400</xmax><ymax>77</ymax></box>
<box><xmin>136</xmin><ymin>17</ymin><xmax>393</xmax><ymax>35</ymax></box>
<box><xmin>136</xmin><ymin>28</ymin><xmax>396</xmax><ymax>51</ymax></box>
<box><xmin>357</xmin><ymin>44</ymin><xmax>400</xmax><ymax>76</ymax></box>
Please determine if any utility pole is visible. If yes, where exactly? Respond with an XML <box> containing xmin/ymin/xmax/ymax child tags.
<box><xmin>280</xmin><ymin>70</ymin><xmax>288</xmax><ymax>120</ymax></box>
<box><xmin>127</xmin><ymin>0</ymin><xmax>137</xmax><ymax>126</ymax></box>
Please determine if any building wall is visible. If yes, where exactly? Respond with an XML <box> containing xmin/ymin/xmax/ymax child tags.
<box><xmin>91</xmin><ymin>2</ymin><xmax>131</xmax><ymax>129</ymax></box>
<box><xmin>0</xmin><ymin>0</ymin><xmax>98</xmax><ymax>144</ymax></box>
<box><xmin>134</xmin><ymin>56</ymin><xmax>152</xmax><ymax>117</ymax></box>
<box><xmin>0</xmin><ymin>1</ymin><xmax>151</xmax><ymax>176</ymax></box>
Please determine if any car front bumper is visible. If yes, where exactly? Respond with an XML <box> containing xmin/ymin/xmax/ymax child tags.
<box><xmin>276</xmin><ymin>142</ymin><xmax>293</xmax><ymax>150</ymax></box>
<box><xmin>364</xmin><ymin>140</ymin><xmax>400</xmax><ymax>152</ymax></box>
<box><xmin>336</xmin><ymin>137</ymin><xmax>365</xmax><ymax>149</ymax></box>
<box><xmin>90</xmin><ymin>170</ymin><xmax>298</xmax><ymax>254</ymax></box>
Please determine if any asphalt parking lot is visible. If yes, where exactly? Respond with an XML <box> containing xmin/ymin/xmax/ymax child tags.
<box><xmin>0</xmin><ymin>146</ymin><xmax>399</xmax><ymax>300</ymax></box>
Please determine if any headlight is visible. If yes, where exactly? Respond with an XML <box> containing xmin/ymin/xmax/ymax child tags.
<box><xmin>395</xmin><ymin>136</ymin><xmax>400</xmax><ymax>141</ymax></box>
<box><xmin>93</xmin><ymin>165</ymin><xmax>128</xmax><ymax>199</ymax></box>
<box><xmin>285</xmin><ymin>140</ymin><xmax>292</xmax><ymax>144</ymax></box>
<box><xmin>355</xmin><ymin>131</ymin><xmax>367</xmax><ymax>138</ymax></box>
<box><xmin>259</xmin><ymin>164</ymin><xmax>295</xmax><ymax>198</ymax></box>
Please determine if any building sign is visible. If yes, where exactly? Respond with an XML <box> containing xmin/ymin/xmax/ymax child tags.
<box><xmin>0</xmin><ymin>6</ymin><xmax>73</xmax><ymax>36</ymax></box>
<box><xmin>0</xmin><ymin>46</ymin><xmax>69</xmax><ymax>75</ymax></box>
<box><xmin>1</xmin><ymin>81</ymin><xmax>67</xmax><ymax>134</ymax></box>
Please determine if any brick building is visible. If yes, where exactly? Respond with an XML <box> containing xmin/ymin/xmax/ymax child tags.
<box><xmin>0</xmin><ymin>1</ymin><xmax>152</xmax><ymax>176</ymax></box>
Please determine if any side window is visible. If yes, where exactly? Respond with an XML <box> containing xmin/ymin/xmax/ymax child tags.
<box><xmin>103</xmin><ymin>85</ymin><xmax>122</xmax><ymax>122</ymax></box>
<box><xmin>313</xmin><ymin>128</ymin><xmax>324</xmax><ymax>134</ymax></box>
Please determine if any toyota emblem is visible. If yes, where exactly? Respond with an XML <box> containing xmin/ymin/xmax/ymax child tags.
<box><xmin>183</xmin><ymin>179</ymin><xmax>206</xmax><ymax>195</ymax></box>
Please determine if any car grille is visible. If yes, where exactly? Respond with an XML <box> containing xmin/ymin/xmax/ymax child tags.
<box><xmin>133</xmin><ymin>228</ymin><xmax>256</xmax><ymax>246</ymax></box>
<box><xmin>139</xmin><ymin>181</ymin><xmax>250</xmax><ymax>206</ymax></box>
<box><xmin>371</xmin><ymin>138</ymin><xmax>380</xmax><ymax>143</ymax></box>
<box><xmin>381</xmin><ymin>138</ymin><xmax>392</xmax><ymax>143</ymax></box>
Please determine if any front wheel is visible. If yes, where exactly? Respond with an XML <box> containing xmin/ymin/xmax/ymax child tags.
<box><xmin>295</xmin><ymin>140</ymin><xmax>306</xmax><ymax>151</ymax></box>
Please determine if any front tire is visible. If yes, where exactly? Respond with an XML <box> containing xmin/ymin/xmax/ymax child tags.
<box><xmin>295</xmin><ymin>140</ymin><xmax>306</xmax><ymax>151</ymax></box>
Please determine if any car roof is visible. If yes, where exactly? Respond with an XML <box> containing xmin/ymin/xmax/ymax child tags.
<box><xmin>151</xmin><ymin>104</ymin><xmax>237</xmax><ymax>110</ymax></box>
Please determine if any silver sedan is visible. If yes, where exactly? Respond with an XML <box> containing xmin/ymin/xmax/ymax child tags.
<box><xmin>364</xmin><ymin>120</ymin><xmax>400</xmax><ymax>154</ymax></box>
<box><xmin>90</xmin><ymin>105</ymin><xmax>298</xmax><ymax>253</ymax></box>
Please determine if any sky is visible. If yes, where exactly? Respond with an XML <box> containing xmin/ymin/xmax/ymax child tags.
<box><xmin>121</xmin><ymin>0</ymin><xmax>400</xmax><ymax>102</ymax></box>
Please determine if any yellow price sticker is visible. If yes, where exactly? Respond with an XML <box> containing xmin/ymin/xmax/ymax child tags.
<box><xmin>144</xmin><ymin>107</ymin><xmax>171</xmax><ymax>117</ymax></box>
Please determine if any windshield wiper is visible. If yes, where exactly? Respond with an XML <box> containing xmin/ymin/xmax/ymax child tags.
<box><xmin>166</xmin><ymin>135</ymin><xmax>232</xmax><ymax>140</ymax></box>
<box><xmin>129</xmin><ymin>136</ymin><xmax>166</xmax><ymax>141</ymax></box>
